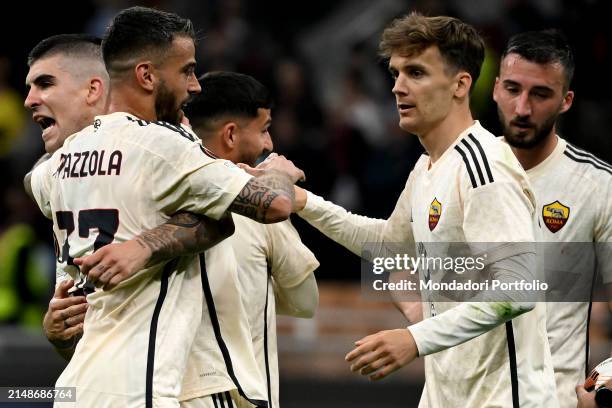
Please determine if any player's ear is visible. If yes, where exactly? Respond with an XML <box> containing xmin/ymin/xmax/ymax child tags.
<box><xmin>134</xmin><ymin>61</ymin><xmax>155</xmax><ymax>92</ymax></box>
<box><xmin>492</xmin><ymin>77</ymin><xmax>501</xmax><ymax>103</ymax></box>
<box><xmin>454</xmin><ymin>71</ymin><xmax>472</xmax><ymax>99</ymax></box>
<box><xmin>86</xmin><ymin>77</ymin><xmax>105</xmax><ymax>105</ymax></box>
<box><xmin>560</xmin><ymin>90</ymin><xmax>574</xmax><ymax>114</ymax></box>
<box><xmin>221</xmin><ymin>122</ymin><xmax>238</xmax><ymax>150</ymax></box>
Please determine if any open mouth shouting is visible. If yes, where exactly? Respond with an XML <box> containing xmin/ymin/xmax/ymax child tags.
<box><xmin>33</xmin><ymin>114</ymin><xmax>57</xmax><ymax>140</ymax></box>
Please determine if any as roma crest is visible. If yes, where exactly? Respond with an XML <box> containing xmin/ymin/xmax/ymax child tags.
<box><xmin>542</xmin><ymin>201</ymin><xmax>570</xmax><ymax>233</ymax></box>
<box><xmin>429</xmin><ymin>198</ymin><xmax>442</xmax><ymax>231</ymax></box>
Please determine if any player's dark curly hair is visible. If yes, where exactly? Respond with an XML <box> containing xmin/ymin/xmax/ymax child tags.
<box><xmin>28</xmin><ymin>34</ymin><xmax>101</xmax><ymax>66</ymax></box>
<box><xmin>185</xmin><ymin>72</ymin><xmax>273</xmax><ymax>131</ymax></box>
<box><xmin>502</xmin><ymin>29</ymin><xmax>574</xmax><ymax>91</ymax></box>
<box><xmin>102</xmin><ymin>6</ymin><xmax>195</xmax><ymax>78</ymax></box>
<box><xmin>379</xmin><ymin>12</ymin><xmax>485</xmax><ymax>92</ymax></box>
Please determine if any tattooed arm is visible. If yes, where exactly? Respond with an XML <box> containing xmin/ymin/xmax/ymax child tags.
<box><xmin>229</xmin><ymin>154</ymin><xmax>304</xmax><ymax>224</ymax></box>
<box><xmin>136</xmin><ymin>212</ymin><xmax>234</xmax><ymax>266</ymax></box>
<box><xmin>74</xmin><ymin>212</ymin><xmax>234</xmax><ymax>290</ymax></box>
<box><xmin>228</xmin><ymin>169</ymin><xmax>296</xmax><ymax>223</ymax></box>
<box><xmin>74</xmin><ymin>155</ymin><xmax>304</xmax><ymax>289</ymax></box>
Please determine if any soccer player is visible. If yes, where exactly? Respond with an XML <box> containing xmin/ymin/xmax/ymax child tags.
<box><xmin>181</xmin><ymin>72</ymin><xmax>319</xmax><ymax>408</ymax></box>
<box><xmin>291</xmin><ymin>13</ymin><xmax>557</xmax><ymax>406</ymax></box>
<box><xmin>23</xmin><ymin>34</ymin><xmax>233</xmax><ymax>362</ymax></box>
<box><xmin>77</xmin><ymin>72</ymin><xmax>320</xmax><ymax>408</ymax></box>
<box><xmin>493</xmin><ymin>30</ymin><xmax>612</xmax><ymax>407</ymax></box>
<box><xmin>23</xmin><ymin>34</ymin><xmax>107</xmax><ymax>358</ymax></box>
<box><xmin>28</xmin><ymin>7</ymin><xmax>301</xmax><ymax>407</ymax></box>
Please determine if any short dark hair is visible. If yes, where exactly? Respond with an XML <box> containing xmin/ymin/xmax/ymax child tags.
<box><xmin>185</xmin><ymin>72</ymin><xmax>272</xmax><ymax>130</ymax></box>
<box><xmin>102</xmin><ymin>6</ymin><xmax>195</xmax><ymax>77</ymax></box>
<box><xmin>502</xmin><ymin>29</ymin><xmax>574</xmax><ymax>90</ymax></box>
<box><xmin>379</xmin><ymin>13</ymin><xmax>485</xmax><ymax>91</ymax></box>
<box><xmin>28</xmin><ymin>34</ymin><xmax>102</xmax><ymax>66</ymax></box>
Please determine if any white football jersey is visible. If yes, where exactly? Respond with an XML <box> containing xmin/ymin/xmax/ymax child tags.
<box><xmin>525</xmin><ymin>136</ymin><xmax>612</xmax><ymax>408</ymax></box>
<box><xmin>298</xmin><ymin>121</ymin><xmax>558</xmax><ymax>407</ymax></box>
<box><xmin>231</xmin><ymin>215</ymin><xmax>319</xmax><ymax>408</ymax></box>
<box><xmin>180</xmin><ymin>239</ymin><xmax>268</xmax><ymax>406</ymax></box>
<box><xmin>30</xmin><ymin>112</ymin><xmax>252</xmax><ymax>408</ymax></box>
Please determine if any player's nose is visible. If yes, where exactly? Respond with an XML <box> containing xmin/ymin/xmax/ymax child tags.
<box><xmin>392</xmin><ymin>74</ymin><xmax>408</xmax><ymax>97</ymax></box>
<box><xmin>263</xmin><ymin>133</ymin><xmax>273</xmax><ymax>153</ymax></box>
<box><xmin>24</xmin><ymin>88</ymin><xmax>41</xmax><ymax>110</ymax></box>
<box><xmin>514</xmin><ymin>92</ymin><xmax>532</xmax><ymax>117</ymax></box>
<box><xmin>188</xmin><ymin>74</ymin><xmax>201</xmax><ymax>95</ymax></box>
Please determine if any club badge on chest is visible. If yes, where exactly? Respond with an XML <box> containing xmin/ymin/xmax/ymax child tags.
<box><xmin>429</xmin><ymin>198</ymin><xmax>442</xmax><ymax>231</ymax></box>
<box><xmin>542</xmin><ymin>200</ymin><xmax>570</xmax><ymax>233</ymax></box>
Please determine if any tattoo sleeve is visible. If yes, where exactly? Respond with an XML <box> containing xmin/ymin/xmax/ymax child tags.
<box><xmin>228</xmin><ymin>169</ymin><xmax>294</xmax><ymax>222</ymax></box>
<box><xmin>135</xmin><ymin>212</ymin><xmax>234</xmax><ymax>266</ymax></box>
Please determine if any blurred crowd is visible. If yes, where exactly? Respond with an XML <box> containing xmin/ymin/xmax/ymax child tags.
<box><xmin>0</xmin><ymin>0</ymin><xmax>610</xmax><ymax>331</ymax></box>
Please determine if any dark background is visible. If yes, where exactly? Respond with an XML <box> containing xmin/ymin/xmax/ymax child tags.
<box><xmin>0</xmin><ymin>1</ymin><xmax>610</xmax><ymax>407</ymax></box>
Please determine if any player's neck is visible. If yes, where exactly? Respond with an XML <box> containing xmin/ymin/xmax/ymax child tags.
<box><xmin>511</xmin><ymin>132</ymin><xmax>558</xmax><ymax>171</ymax></box>
<box><xmin>107</xmin><ymin>87</ymin><xmax>157</xmax><ymax>122</ymax></box>
<box><xmin>419</xmin><ymin>109</ymin><xmax>474</xmax><ymax>163</ymax></box>
<box><xmin>201</xmin><ymin>136</ymin><xmax>230</xmax><ymax>161</ymax></box>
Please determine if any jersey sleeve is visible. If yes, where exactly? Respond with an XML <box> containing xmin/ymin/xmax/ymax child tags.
<box><xmin>461</xmin><ymin>146</ymin><xmax>537</xmax><ymax>263</ymax></box>
<box><xmin>30</xmin><ymin>157</ymin><xmax>53</xmax><ymax>219</ymax></box>
<box><xmin>297</xmin><ymin>171</ymin><xmax>416</xmax><ymax>260</ymax></box>
<box><xmin>408</xmin><ymin>300</ymin><xmax>534</xmax><ymax>356</ymax></box>
<box><xmin>150</xmin><ymin>140</ymin><xmax>253</xmax><ymax>220</ymax></box>
<box><xmin>266</xmin><ymin>219</ymin><xmax>319</xmax><ymax>289</ymax></box>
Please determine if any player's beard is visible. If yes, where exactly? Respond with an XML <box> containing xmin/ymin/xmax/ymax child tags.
<box><xmin>155</xmin><ymin>80</ymin><xmax>181</xmax><ymax>124</ymax></box>
<box><xmin>498</xmin><ymin>107</ymin><xmax>559</xmax><ymax>149</ymax></box>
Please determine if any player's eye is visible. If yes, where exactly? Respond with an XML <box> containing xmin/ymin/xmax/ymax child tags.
<box><xmin>532</xmin><ymin>91</ymin><xmax>551</xmax><ymax>99</ymax></box>
<box><xmin>38</xmin><ymin>80</ymin><xmax>54</xmax><ymax>89</ymax></box>
<box><xmin>504</xmin><ymin>85</ymin><xmax>519</xmax><ymax>95</ymax></box>
<box><xmin>409</xmin><ymin>69</ymin><xmax>424</xmax><ymax>79</ymax></box>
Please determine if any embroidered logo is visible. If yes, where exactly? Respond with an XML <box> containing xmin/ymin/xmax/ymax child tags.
<box><xmin>542</xmin><ymin>201</ymin><xmax>570</xmax><ymax>233</ymax></box>
<box><xmin>429</xmin><ymin>198</ymin><xmax>442</xmax><ymax>231</ymax></box>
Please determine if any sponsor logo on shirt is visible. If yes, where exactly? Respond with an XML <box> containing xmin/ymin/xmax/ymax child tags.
<box><xmin>429</xmin><ymin>198</ymin><xmax>442</xmax><ymax>231</ymax></box>
<box><xmin>542</xmin><ymin>200</ymin><xmax>570</xmax><ymax>233</ymax></box>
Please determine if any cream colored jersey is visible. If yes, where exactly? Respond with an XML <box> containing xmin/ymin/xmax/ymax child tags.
<box><xmin>231</xmin><ymin>215</ymin><xmax>319</xmax><ymax>408</ymax></box>
<box><xmin>298</xmin><ymin>122</ymin><xmax>557</xmax><ymax>407</ymax></box>
<box><xmin>181</xmin><ymin>390</ymin><xmax>251</xmax><ymax>408</ymax></box>
<box><xmin>30</xmin><ymin>112</ymin><xmax>252</xmax><ymax>408</ymax></box>
<box><xmin>180</xmin><ymin>212</ymin><xmax>318</xmax><ymax>408</ymax></box>
<box><xmin>180</xmin><ymin>239</ymin><xmax>267</xmax><ymax>406</ymax></box>
<box><xmin>524</xmin><ymin>136</ymin><xmax>612</xmax><ymax>408</ymax></box>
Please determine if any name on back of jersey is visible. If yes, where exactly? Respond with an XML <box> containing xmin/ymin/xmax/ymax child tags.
<box><xmin>53</xmin><ymin>150</ymin><xmax>123</xmax><ymax>179</ymax></box>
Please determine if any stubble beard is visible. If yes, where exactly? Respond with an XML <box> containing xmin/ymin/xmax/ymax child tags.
<box><xmin>498</xmin><ymin>107</ymin><xmax>559</xmax><ymax>149</ymax></box>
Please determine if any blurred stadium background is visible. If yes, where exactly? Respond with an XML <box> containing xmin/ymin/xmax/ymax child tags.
<box><xmin>0</xmin><ymin>0</ymin><xmax>611</xmax><ymax>407</ymax></box>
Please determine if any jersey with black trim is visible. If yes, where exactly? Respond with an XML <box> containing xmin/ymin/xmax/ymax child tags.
<box><xmin>180</xmin><ymin>239</ymin><xmax>269</xmax><ymax>406</ymax></box>
<box><xmin>176</xmin><ymin>160</ymin><xmax>308</xmax><ymax>406</ymax></box>
<box><xmin>180</xmin><ymin>194</ymin><xmax>318</xmax><ymax>408</ymax></box>
<box><xmin>296</xmin><ymin>121</ymin><xmax>557</xmax><ymax>407</ymax></box>
<box><xmin>232</xmin><ymin>216</ymin><xmax>319</xmax><ymax>408</ymax></box>
<box><xmin>29</xmin><ymin>111</ymin><xmax>252</xmax><ymax>407</ymax></box>
<box><xmin>524</xmin><ymin>136</ymin><xmax>612</xmax><ymax>408</ymax></box>
<box><xmin>406</xmin><ymin>121</ymin><xmax>556</xmax><ymax>408</ymax></box>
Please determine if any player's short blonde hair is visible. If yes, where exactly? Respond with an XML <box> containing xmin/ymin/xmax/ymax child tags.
<box><xmin>379</xmin><ymin>13</ymin><xmax>485</xmax><ymax>90</ymax></box>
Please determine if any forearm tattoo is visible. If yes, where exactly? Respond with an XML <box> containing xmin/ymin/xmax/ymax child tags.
<box><xmin>228</xmin><ymin>170</ymin><xmax>294</xmax><ymax>222</ymax></box>
<box><xmin>135</xmin><ymin>212</ymin><xmax>229</xmax><ymax>266</ymax></box>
